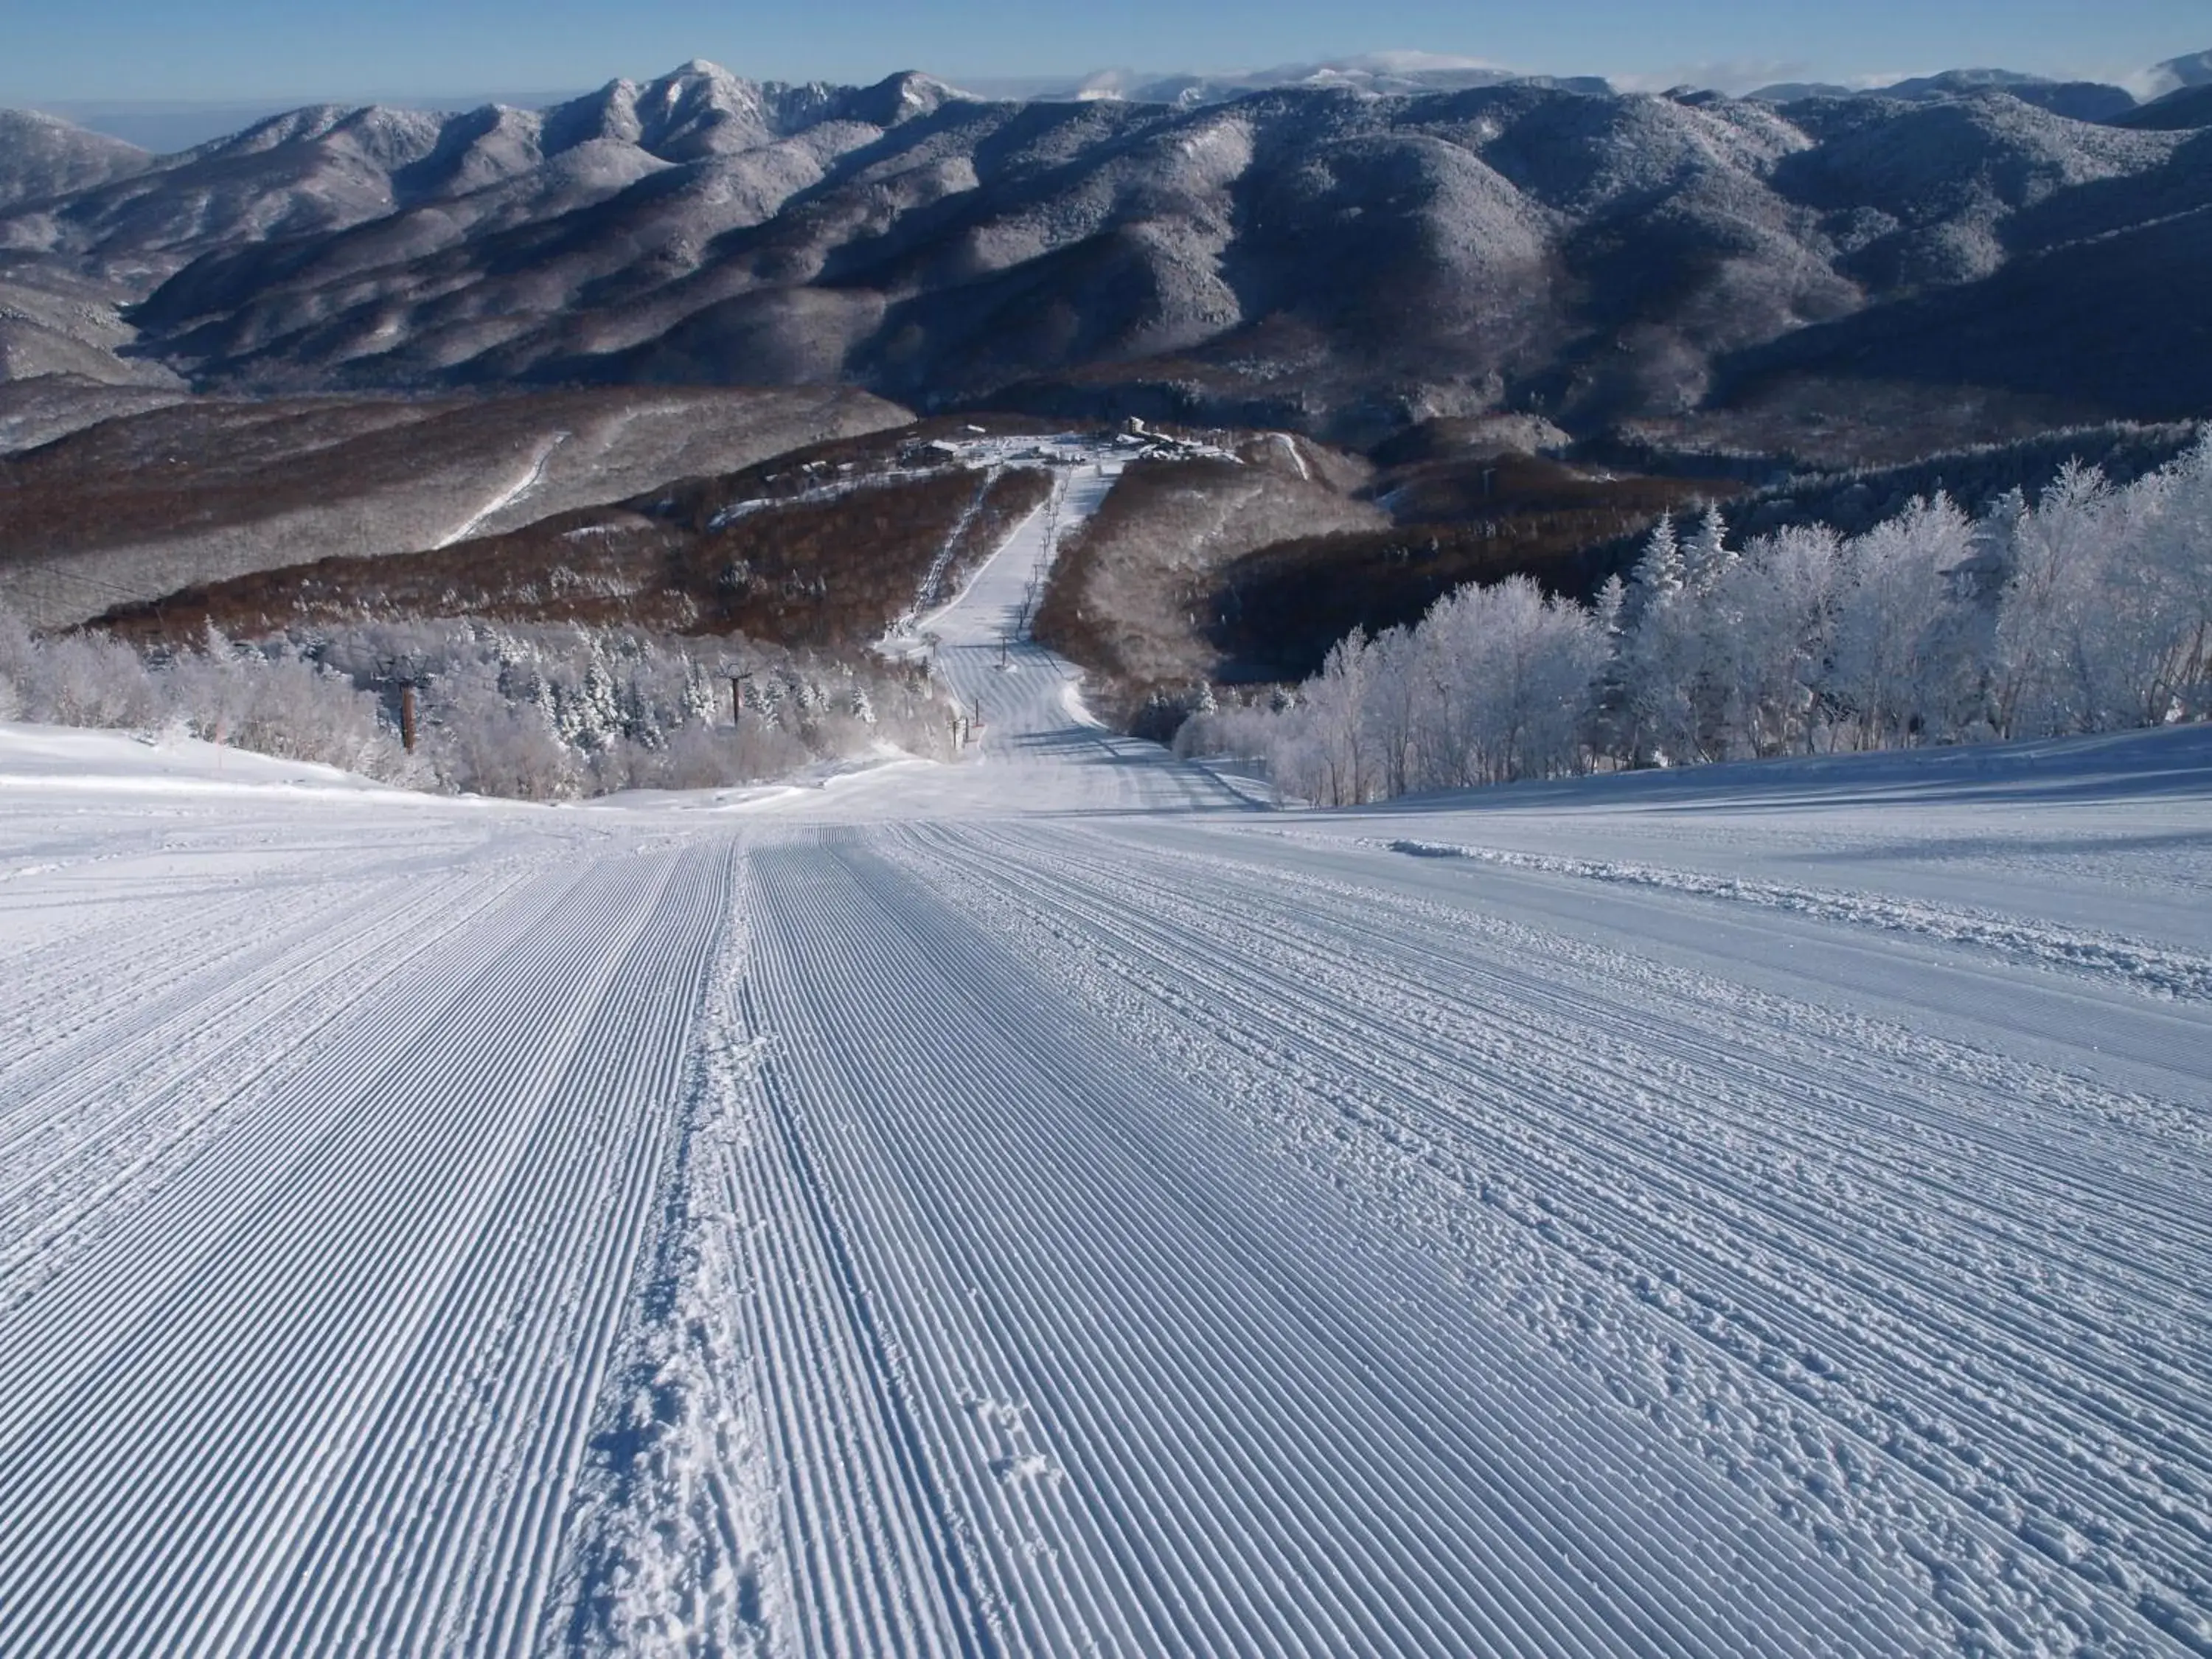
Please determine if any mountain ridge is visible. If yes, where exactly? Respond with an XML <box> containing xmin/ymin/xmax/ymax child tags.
<box><xmin>1</xmin><ymin>53</ymin><xmax>2208</xmax><ymax>454</ymax></box>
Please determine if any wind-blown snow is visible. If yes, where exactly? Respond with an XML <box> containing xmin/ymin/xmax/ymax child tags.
<box><xmin>1</xmin><ymin>456</ymin><xmax>2208</xmax><ymax>1654</ymax></box>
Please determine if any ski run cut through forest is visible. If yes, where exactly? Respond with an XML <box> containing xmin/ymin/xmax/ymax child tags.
<box><xmin>2</xmin><ymin>448</ymin><xmax>2211</xmax><ymax>1658</ymax></box>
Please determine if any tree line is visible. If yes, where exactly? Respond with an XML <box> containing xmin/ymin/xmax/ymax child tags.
<box><xmin>0</xmin><ymin>613</ymin><xmax>956</xmax><ymax>799</ymax></box>
<box><xmin>1178</xmin><ymin>433</ymin><xmax>2212</xmax><ymax>804</ymax></box>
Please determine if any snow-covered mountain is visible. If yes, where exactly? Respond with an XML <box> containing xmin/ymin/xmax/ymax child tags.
<box><xmin>990</xmin><ymin>52</ymin><xmax>1614</xmax><ymax>108</ymax></box>
<box><xmin>1751</xmin><ymin>69</ymin><xmax>2140</xmax><ymax>122</ymax></box>
<box><xmin>0</xmin><ymin>108</ymin><xmax>149</xmax><ymax>208</ymax></box>
<box><xmin>1</xmin><ymin>53</ymin><xmax>2208</xmax><ymax>451</ymax></box>
<box><xmin>2144</xmin><ymin>47</ymin><xmax>2212</xmax><ymax>97</ymax></box>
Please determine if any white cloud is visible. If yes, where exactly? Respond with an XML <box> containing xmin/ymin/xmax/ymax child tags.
<box><xmin>1336</xmin><ymin>50</ymin><xmax>1512</xmax><ymax>74</ymax></box>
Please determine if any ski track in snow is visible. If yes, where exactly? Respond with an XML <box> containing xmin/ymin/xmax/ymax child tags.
<box><xmin>1</xmin><ymin>442</ymin><xmax>2209</xmax><ymax>1654</ymax></box>
<box><xmin>1367</xmin><ymin>835</ymin><xmax>2212</xmax><ymax>1001</ymax></box>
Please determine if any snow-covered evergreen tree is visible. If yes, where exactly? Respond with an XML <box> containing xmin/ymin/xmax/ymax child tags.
<box><xmin>1681</xmin><ymin>503</ymin><xmax>1735</xmax><ymax>590</ymax></box>
<box><xmin>1622</xmin><ymin>513</ymin><xmax>1703</xmax><ymax>765</ymax></box>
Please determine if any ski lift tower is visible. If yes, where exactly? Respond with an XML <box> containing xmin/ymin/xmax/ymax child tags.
<box><xmin>717</xmin><ymin>658</ymin><xmax>754</xmax><ymax>726</ymax></box>
<box><xmin>373</xmin><ymin>652</ymin><xmax>427</xmax><ymax>751</ymax></box>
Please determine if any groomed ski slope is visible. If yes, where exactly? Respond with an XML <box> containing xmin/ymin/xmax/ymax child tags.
<box><xmin>2</xmin><ymin>454</ymin><xmax>2211</xmax><ymax>1655</ymax></box>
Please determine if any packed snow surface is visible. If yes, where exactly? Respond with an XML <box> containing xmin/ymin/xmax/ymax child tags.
<box><xmin>4</xmin><ymin>462</ymin><xmax>2211</xmax><ymax>1654</ymax></box>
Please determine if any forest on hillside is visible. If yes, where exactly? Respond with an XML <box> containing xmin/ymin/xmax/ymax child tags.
<box><xmin>1180</xmin><ymin>435</ymin><xmax>2212</xmax><ymax>804</ymax></box>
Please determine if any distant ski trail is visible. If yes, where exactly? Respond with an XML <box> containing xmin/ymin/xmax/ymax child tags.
<box><xmin>438</xmin><ymin>431</ymin><xmax>569</xmax><ymax>548</ymax></box>
<box><xmin>886</xmin><ymin>465</ymin><xmax>1002</xmax><ymax>639</ymax></box>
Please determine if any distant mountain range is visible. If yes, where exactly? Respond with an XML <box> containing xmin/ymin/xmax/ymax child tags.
<box><xmin>29</xmin><ymin>48</ymin><xmax>2212</xmax><ymax>146</ymax></box>
<box><xmin>3</xmin><ymin>50</ymin><xmax>2210</xmax><ymax>453</ymax></box>
<box><xmin>953</xmin><ymin>52</ymin><xmax>1612</xmax><ymax>109</ymax></box>
<box><xmin>1739</xmin><ymin>71</ymin><xmax>2137</xmax><ymax>124</ymax></box>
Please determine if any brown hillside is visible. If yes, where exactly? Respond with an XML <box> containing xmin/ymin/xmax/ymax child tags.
<box><xmin>92</xmin><ymin>465</ymin><xmax>1054</xmax><ymax>654</ymax></box>
<box><xmin>1032</xmin><ymin>456</ymin><xmax>1388</xmax><ymax>723</ymax></box>
<box><xmin>1036</xmin><ymin>449</ymin><xmax>1734</xmax><ymax>709</ymax></box>
<box><xmin>1210</xmin><ymin>455</ymin><xmax>1738</xmax><ymax>680</ymax></box>
<box><xmin>0</xmin><ymin>384</ymin><xmax>911</xmax><ymax>630</ymax></box>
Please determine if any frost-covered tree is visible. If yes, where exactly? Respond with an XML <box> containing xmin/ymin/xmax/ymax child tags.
<box><xmin>1621</xmin><ymin>512</ymin><xmax>1705</xmax><ymax>765</ymax></box>
<box><xmin>26</xmin><ymin>633</ymin><xmax>156</xmax><ymax>730</ymax></box>
<box><xmin>681</xmin><ymin>661</ymin><xmax>720</xmax><ymax>730</ymax></box>
<box><xmin>1176</xmin><ymin>422</ymin><xmax>2212</xmax><ymax>808</ymax></box>
<box><xmin>1826</xmin><ymin>494</ymin><xmax>1973</xmax><ymax>750</ymax></box>
<box><xmin>0</xmin><ymin>603</ymin><xmax>958</xmax><ymax>799</ymax></box>
<box><xmin>1415</xmin><ymin>576</ymin><xmax>1603</xmax><ymax>786</ymax></box>
<box><xmin>427</xmin><ymin>662</ymin><xmax>577</xmax><ymax>799</ymax></box>
<box><xmin>1710</xmin><ymin>524</ymin><xmax>1841</xmax><ymax>757</ymax></box>
<box><xmin>1992</xmin><ymin>463</ymin><xmax>2118</xmax><ymax>738</ymax></box>
<box><xmin>2096</xmin><ymin>432</ymin><xmax>2212</xmax><ymax>725</ymax></box>
<box><xmin>1583</xmin><ymin>573</ymin><xmax>1631</xmax><ymax>759</ymax></box>
<box><xmin>1361</xmin><ymin>626</ymin><xmax>1425</xmax><ymax>799</ymax></box>
<box><xmin>1681</xmin><ymin>502</ymin><xmax>1736</xmax><ymax>590</ymax></box>
<box><xmin>1299</xmin><ymin>632</ymin><xmax>1382</xmax><ymax>806</ymax></box>
<box><xmin>1630</xmin><ymin>511</ymin><xmax>1684</xmax><ymax>611</ymax></box>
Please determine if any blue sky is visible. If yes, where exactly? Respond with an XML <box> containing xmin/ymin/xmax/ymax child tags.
<box><xmin>7</xmin><ymin>0</ymin><xmax>2207</xmax><ymax>105</ymax></box>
